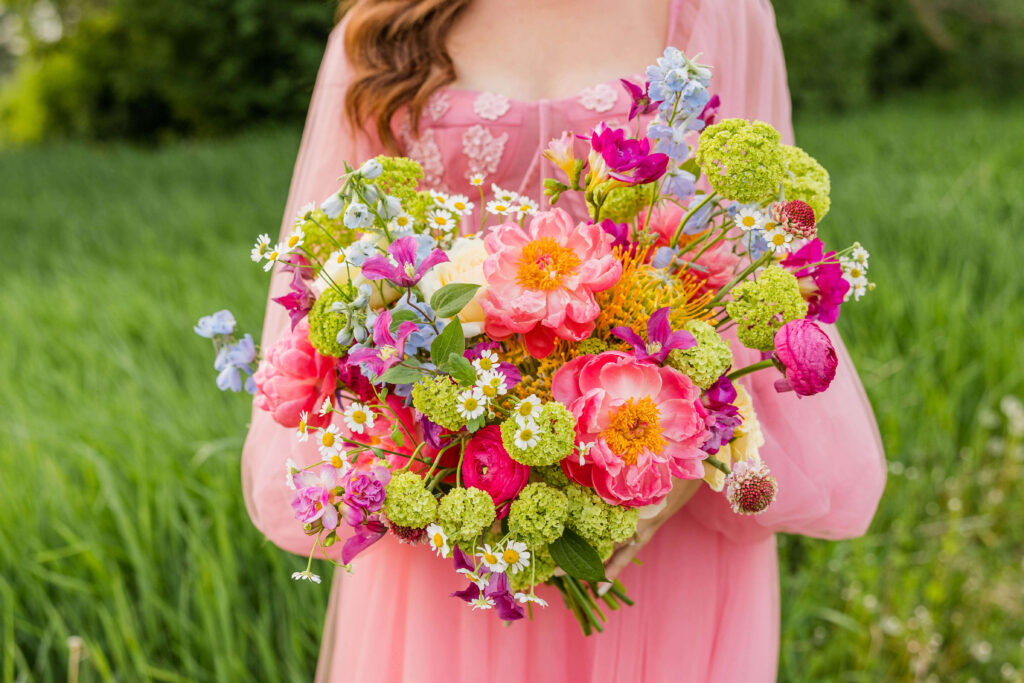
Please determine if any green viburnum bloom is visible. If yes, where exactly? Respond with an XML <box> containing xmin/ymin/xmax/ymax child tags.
<box><xmin>564</xmin><ymin>483</ymin><xmax>639</xmax><ymax>547</ymax></box>
<box><xmin>374</xmin><ymin>156</ymin><xmax>423</xmax><ymax>206</ymax></box>
<box><xmin>597</xmin><ymin>182</ymin><xmax>657</xmax><ymax>224</ymax></box>
<box><xmin>695</xmin><ymin>118</ymin><xmax>785</xmax><ymax>204</ymax></box>
<box><xmin>726</xmin><ymin>266</ymin><xmax>808</xmax><ymax>351</ymax></box>
<box><xmin>438</xmin><ymin>487</ymin><xmax>496</xmax><ymax>545</ymax></box>
<box><xmin>411</xmin><ymin>376</ymin><xmax>466</xmax><ymax>431</ymax></box>
<box><xmin>508</xmin><ymin>544</ymin><xmax>557</xmax><ymax>593</ymax></box>
<box><xmin>508</xmin><ymin>482</ymin><xmax>568</xmax><ymax>546</ymax></box>
<box><xmin>781</xmin><ymin>144</ymin><xmax>831</xmax><ymax>221</ymax></box>
<box><xmin>500</xmin><ymin>402</ymin><xmax>577</xmax><ymax>467</ymax></box>
<box><xmin>383</xmin><ymin>471</ymin><xmax>438</xmax><ymax>529</ymax></box>
<box><xmin>532</xmin><ymin>465</ymin><xmax>572</xmax><ymax>489</ymax></box>
<box><xmin>666</xmin><ymin>319</ymin><xmax>734</xmax><ymax>389</ymax></box>
<box><xmin>307</xmin><ymin>286</ymin><xmax>356</xmax><ymax>358</ymax></box>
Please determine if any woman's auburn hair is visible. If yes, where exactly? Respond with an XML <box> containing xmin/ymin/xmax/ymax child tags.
<box><xmin>339</xmin><ymin>0</ymin><xmax>472</xmax><ymax>153</ymax></box>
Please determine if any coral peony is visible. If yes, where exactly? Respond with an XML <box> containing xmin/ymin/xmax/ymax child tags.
<box><xmin>773</xmin><ymin>319</ymin><xmax>838</xmax><ymax>397</ymax></box>
<box><xmin>480</xmin><ymin>208</ymin><xmax>621</xmax><ymax>358</ymax></box>
<box><xmin>552</xmin><ymin>351</ymin><xmax>708</xmax><ymax>508</ymax></box>
<box><xmin>253</xmin><ymin>318</ymin><xmax>337</xmax><ymax>428</ymax></box>
<box><xmin>461</xmin><ymin>426</ymin><xmax>530</xmax><ymax>510</ymax></box>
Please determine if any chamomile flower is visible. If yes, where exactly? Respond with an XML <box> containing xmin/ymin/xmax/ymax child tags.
<box><xmin>456</xmin><ymin>567</ymin><xmax>489</xmax><ymax>589</ymax></box>
<box><xmin>849</xmin><ymin>282</ymin><xmax>868</xmax><ymax>301</ymax></box>
<box><xmin>296</xmin><ymin>201</ymin><xmax>317</xmax><ymax>222</ymax></box>
<box><xmin>428</xmin><ymin>190</ymin><xmax>450</xmax><ymax>205</ymax></box>
<box><xmin>444</xmin><ymin>194</ymin><xmax>475</xmax><ymax>216</ymax></box>
<box><xmin>283</xmin><ymin>227</ymin><xmax>306</xmax><ymax>253</ymax></box>
<box><xmin>514</xmin><ymin>592</ymin><xmax>549</xmax><ymax>607</ymax></box>
<box><xmin>285</xmin><ymin>458</ymin><xmax>300</xmax><ymax>490</ymax></box>
<box><xmin>472</xmin><ymin>350</ymin><xmax>500</xmax><ymax>373</ymax></box>
<box><xmin>513</xmin><ymin>197</ymin><xmax>539</xmax><ymax>218</ymax></box>
<box><xmin>469</xmin><ymin>173</ymin><xmax>486</xmax><ymax>187</ymax></box>
<box><xmin>476</xmin><ymin>370</ymin><xmax>508</xmax><ymax>401</ymax></box>
<box><xmin>477</xmin><ymin>543</ymin><xmax>508</xmax><ymax>573</ymax></box>
<box><xmin>513</xmin><ymin>395</ymin><xmax>542</xmax><ymax>426</ymax></box>
<box><xmin>388</xmin><ymin>212</ymin><xmax>415</xmax><ymax>234</ymax></box>
<box><xmin>501</xmin><ymin>540</ymin><xmax>531</xmax><ymax>574</ymax></box>
<box><xmin>317</xmin><ymin>424</ymin><xmax>343</xmax><ymax>460</ymax></box>
<box><xmin>736</xmin><ymin>207</ymin><xmax>766</xmax><ymax>232</ymax></box>
<box><xmin>841</xmin><ymin>258</ymin><xmax>869</xmax><ymax>286</ymax></box>
<box><xmin>491</xmin><ymin>184</ymin><xmax>518</xmax><ymax>203</ymax></box>
<box><xmin>850</xmin><ymin>243</ymin><xmax>870</xmax><ymax>265</ymax></box>
<box><xmin>426</xmin><ymin>523</ymin><xmax>450</xmax><ymax>558</ymax></box>
<box><xmin>296</xmin><ymin>411</ymin><xmax>312</xmax><ymax>442</ymax></box>
<box><xmin>319</xmin><ymin>397</ymin><xmax>334</xmax><ymax>416</ymax></box>
<box><xmin>262</xmin><ymin>244</ymin><xmax>286</xmax><ymax>272</ymax></box>
<box><xmin>485</xmin><ymin>199</ymin><xmax>513</xmax><ymax>217</ymax></box>
<box><xmin>456</xmin><ymin>388</ymin><xmax>486</xmax><ymax>420</ymax></box>
<box><xmin>291</xmin><ymin>570</ymin><xmax>322</xmax><ymax>583</ymax></box>
<box><xmin>763</xmin><ymin>225</ymin><xmax>794</xmax><ymax>252</ymax></box>
<box><xmin>342</xmin><ymin>402</ymin><xmax>376</xmax><ymax>434</ymax></box>
<box><xmin>513</xmin><ymin>421</ymin><xmax>540</xmax><ymax>451</ymax></box>
<box><xmin>250</xmin><ymin>233</ymin><xmax>271</xmax><ymax>262</ymax></box>
<box><xmin>469</xmin><ymin>595</ymin><xmax>495</xmax><ymax>610</ymax></box>
<box><xmin>427</xmin><ymin>209</ymin><xmax>457</xmax><ymax>232</ymax></box>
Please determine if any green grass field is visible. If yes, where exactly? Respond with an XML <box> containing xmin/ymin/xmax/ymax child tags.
<box><xmin>2</xmin><ymin>96</ymin><xmax>1023</xmax><ymax>682</ymax></box>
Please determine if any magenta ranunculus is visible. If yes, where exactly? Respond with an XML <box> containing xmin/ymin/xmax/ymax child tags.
<box><xmin>553</xmin><ymin>351</ymin><xmax>708</xmax><ymax>508</ymax></box>
<box><xmin>253</xmin><ymin>318</ymin><xmax>337</xmax><ymax>428</ymax></box>
<box><xmin>461</xmin><ymin>426</ymin><xmax>530</xmax><ymax>509</ymax></box>
<box><xmin>773</xmin><ymin>320</ymin><xmax>838</xmax><ymax>397</ymax></box>
<box><xmin>781</xmin><ymin>239</ymin><xmax>850</xmax><ymax>324</ymax></box>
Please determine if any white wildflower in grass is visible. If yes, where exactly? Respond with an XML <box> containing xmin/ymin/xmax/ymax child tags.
<box><xmin>427</xmin><ymin>209</ymin><xmax>457</xmax><ymax>233</ymax></box>
<box><xmin>514</xmin><ymin>592</ymin><xmax>549</xmax><ymax>607</ymax></box>
<box><xmin>262</xmin><ymin>244</ymin><xmax>286</xmax><ymax>272</ymax></box>
<box><xmin>250</xmin><ymin>233</ymin><xmax>271</xmax><ymax>262</ymax></box>
<box><xmin>491</xmin><ymin>184</ymin><xmax>518</xmax><ymax>203</ymax></box>
<box><xmin>763</xmin><ymin>225</ymin><xmax>794</xmax><ymax>252</ymax></box>
<box><xmin>472</xmin><ymin>350</ymin><xmax>500</xmax><ymax>373</ymax></box>
<box><xmin>513</xmin><ymin>421</ymin><xmax>540</xmax><ymax>451</ymax></box>
<box><xmin>736</xmin><ymin>207</ymin><xmax>765</xmax><ymax>232</ymax></box>
<box><xmin>476</xmin><ymin>370</ymin><xmax>508</xmax><ymax>401</ymax></box>
<box><xmin>444</xmin><ymin>194</ymin><xmax>475</xmax><ymax>216</ymax></box>
<box><xmin>291</xmin><ymin>570</ymin><xmax>322</xmax><ymax>584</ymax></box>
<box><xmin>285</xmin><ymin>458</ymin><xmax>300</xmax><ymax>490</ymax></box>
<box><xmin>296</xmin><ymin>411</ymin><xmax>311</xmax><ymax>442</ymax></box>
<box><xmin>469</xmin><ymin>173</ymin><xmax>486</xmax><ymax>187</ymax></box>
<box><xmin>477</xmin><ymin>544</ymin><xmax>508</xmax><ymax>573</ymax></box>
<box><xmin>388</xmin><ymin>212</ymin><xmax>415</xmax><ymax>234</ymax></box>
<box><xmin>457</xmin><ymin>388</ymin><xmax>486</xmax><ymax>420</ymax></box>
<box><xmin>514</xmin><ymin>197</ymin><xmax>539</xmax><ymax>218</ymax></box>
<box><xmin>485</xmin><ymin>199</ymin><xmax>513</xmax><ymax>217</ymax></box>
<box><xmin>317</xmin><ymin>424</ymin><xmax>343</xmax><ymax>460</ymax></box>
<box><xmin>343</xmin><ymin>402</ymin><xmax>376</xmax><ymax>434</ymax></box>
<box><xmin>426</xmin><ymin>523</ymin><xmax>450</xmax><ymax>558</ymax></box>
<box><xmin>283</xmin><ymin>227</ymin><xmax>305</xmax><ymax>253</ymax></box>
<box><xmin>513</xmin><ymin>395</ymin><xmax>542</xmax><ymax>426</ymax></box>
<box><xmin>469</xmin><ymin>595</ymin><xmax>495</xmax><ymax>610</ymax></box>
<box><xmin>319</xmin><ymin>397</ymin><xmax>334</xmax><ymax>416</ymax></box>
<box><xmin>343</xmin><ymin>201</ymin><xmax>374</xmax><ymax>230</ymax></box>
<box><xmin>501</xmin><ymin>540</ymin><xmax>531</xmax><ymax>574</ymax></box>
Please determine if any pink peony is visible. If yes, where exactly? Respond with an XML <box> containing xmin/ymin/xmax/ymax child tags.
<box><xmin>461</xmin><ymin>426</ymin><xmax>530</xmax><ymax>511</ymax></box>
<box><xmin>773</xmin><ymin>319</ymin><xmax>838</xmax><ymax>396</ymax></box>
<box><xmin>552</xmin><ymin>351</ymin><xmax>709</xmax><ymax>508</ymax></box>
<box><xmin>480</xmin><ymin>208</ymin><xmax>621</xmax><ymax>358</ymax></box>
<box><xmin>639</xmin><ymin>203</ymin><xmax>740</xmax><ymax>292</ymax></box>
<box><xmin>253</xmin><ymin>318</ymin><xmax>337</xmax><ymax>428</ymax></box>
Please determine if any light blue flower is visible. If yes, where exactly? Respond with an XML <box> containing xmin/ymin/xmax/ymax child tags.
<box><xmin>662</xmin><ymin>167</ymin><xmax>696</xmax><ymax>200</ymax></box>
<box><xmin>321</xmin><ymin>192</ymin><xmax>344</xmax><ymax>219</ymax></box>
<box><xmin>743</xmin><ymin>228</ymin><xmax>770</xmax><ymax>260</ymax></box>
<box><xmin>194</xmin><ymin>309</ymin><xmax>236</xmax><ymax>338</ymax></box>
<box><xmin>647</xmin><ymin>121</ymin><xmax>691</xmax><ymax>163</ymax></box>
<box><xmin>652</xmin><ymin>246</ymin><xmax>678</xmax><ymax>269</ymax></box>
<box><xmin>344</xmin><ymin>240</ymin><xmax>378</xmax><ymax>266</ymax></box>
<box><xmin>344</xmin><ymin>201</ymin><xmax>374</xmax><ymax>230</ymax></box>
<box><xmin>681</xmin><ymin>193</ymin><xmax>715</xmax><ymax>235</ymax></box>
<box><xmin>214</xmin><ymin>333</ymin><xmax>257</xmax><ymax>394</ymax></box>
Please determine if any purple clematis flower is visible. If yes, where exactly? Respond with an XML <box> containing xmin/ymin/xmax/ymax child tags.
<box><xmin>484</xmin><ymin>572</ymin><xmax>525</xmax><ymax>621</ymax></box>
<box><xmin>620</xmin><ymin>78</ymin><xmax>659</xmax><ymax>120</ymax></box>
<box><xmin>346</xmin><ymin>309</ymin><xmax>419</xmax><ymax>377</ymax></box>
<box><xmin>611</xmin><ymin>307</ymin><xmax>696</xmax><ymax>364</ymax></box>
<box><xmin>341</xmin><ymin>519</ymin><xmax>388</xmax><ymax>564</ymax></box>
<box><xmin>700</xmin><ymin>375</ymin><xmax>742</xmax><ymax>454</ymax></box>
<box><xmin>360</xmin><ymin>236</ymin><xmax>448</xmax><ymax>288</ymax></box>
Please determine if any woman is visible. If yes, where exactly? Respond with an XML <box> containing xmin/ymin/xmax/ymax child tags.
<box><xmin>243</xmin><ymin>0</ymin><xmax>886</xmax><ymax>680</ymax></box>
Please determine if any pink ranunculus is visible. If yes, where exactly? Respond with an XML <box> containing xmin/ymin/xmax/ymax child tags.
<box><xmin>773</xmin><ymin>319</ymin><xmax>838</xmax><ymax>397</ymax></box>
<box><xmin>462</xmin><ymin>426</ymin><xmax>530</xmax><ymax>511</ymax></box>
<box><xmin>480</xmin><ymin>208</ymin><xmax>622</xmax><ymax>358</ymax></box>
<box><xmin>552</xmin><ymin>351</ymin><xmax>709</xmax><ymax>508</ymax></box>
<box><xmin>253</xmin><ymin>318</ymin><xmax>337</xmax><ymax>428</ymax></box>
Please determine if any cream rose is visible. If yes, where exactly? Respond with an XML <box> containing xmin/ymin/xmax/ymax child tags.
<box><xmin>418</xmin><ymin>236</ymin><xmax>488</xmax><ymax>336</ymax></box>
<box><xmin>702</xmin><ymin>384</ymin><xmax>766</xmax><ymax>492</ymax></box>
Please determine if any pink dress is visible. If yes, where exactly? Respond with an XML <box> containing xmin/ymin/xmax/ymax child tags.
<box><xmin>242</xmin><ymin>1</ymin><xmax>887</xmax><ymax>680</ymax></box>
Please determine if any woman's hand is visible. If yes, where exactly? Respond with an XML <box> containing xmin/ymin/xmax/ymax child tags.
<box><xmin>604</xmin><ymin>479</ymin><xmax>703</xmax><ymax>581</ymax></box>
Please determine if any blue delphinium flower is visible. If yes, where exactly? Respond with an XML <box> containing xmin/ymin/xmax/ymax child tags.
<box><xmin>661</xmin><ymin>167</ymin><xmax>697</xmax><ymax>201</ymax></box>
<box><xmin>214</xmin><ymin>333</ymin><xmax>257</xmax><ymax>394</ymax></box>
<box><xmin>744</xmin><ymin>228</ymin><xmax>771</xmax><ymax>260</ymax></box>
<box><xmin>194</xmin><ymin>309</ymin><xmax>236</xmax><ymax>338</ymax></box>
<box><xmin>681</xmin><ymin>193</ymin><xmax>716</xmax><ymax>235</ymax></box>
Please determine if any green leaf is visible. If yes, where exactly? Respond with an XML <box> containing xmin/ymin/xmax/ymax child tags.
<box><xmin>379</xmin><ymin>363</ymin><xmax>425</xmax><ymax>385</ymax></box>
<box><xmin>389</xmin><ymin>310</ymin><xmax>420</xmax><ymax>334</ymax></box>
<box><xmin>430</xmin><ymin>283</ymin><xmax>481</xmax><ymax>318</ymax></box>
<box><xmin>390</xmin><ymin>423</ymin><xmax>405</xmax><ymax>448</ymax></box>
<box><xmin>430</xmin><ymin>318</ymin><xmax>465</xmax><ymax>365</ymax></box>
<box><xmin>548</xmin><ymin>528</ymin><xmax>608</xmax><ymax>583</ymax></box>
<box><xmin>440</xmin><ymin>353</ymin><xmax>476</xmax><ymax>386</ymax></box>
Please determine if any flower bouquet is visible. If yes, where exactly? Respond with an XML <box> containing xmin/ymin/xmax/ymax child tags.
<box><xmin>195</xmin><ymin>47</ymin><xmax>873</xmax><ymax>634</ymax></box>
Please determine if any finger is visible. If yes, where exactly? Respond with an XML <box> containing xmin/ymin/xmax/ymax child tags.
<box><xmin>604</xmin><ymin>541</ymin><xmax>640</xmax><ymax>582</ymax></box>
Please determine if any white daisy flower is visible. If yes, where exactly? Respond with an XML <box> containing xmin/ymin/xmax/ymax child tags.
<box><xmin>427</xmin><ymin>209</ymin><xmax>457</xmax><ymax>232</ymax></box>
<box><xmin>501</xmin><ymin>540</ymin><xmax>531</xmax><ymax>574</ymax></box>
<box><xmin>513</xmin><ymin>395</ymin><xmax>542</xmax><ymax>426</ymax></box>
<box><xmin>842</xmin><ymin>259</ymin><xmax>869</xmax><ymax>287</ymax></box>
<box><xmin>472</xmin><ymin>350</ymin><xmax>500</xmax><ymax>373</ymax></box>
<box><xmin>477</xmin><ymin>544</ymin><xmax>508</xmax><ymax>573</ymax></box>
<box><xmin>285</xmin><ymin>458</ymin><xmax>300</xmax><ymax>490</ymax></box>
<box><xmin>283</xmin><ymin>227</ymin><xmax>305</xmax><ymax>253</ymax></box>
<box><xmin>736</xmin><ymin>207</ymin><xmax>765</xmax><ymax>232</ymax></box>
<box><xmin>456</xmin><ymin>568</ymin><xmax>489</xmax><ymax>589</ymax></box>
<box><xmin>444</xmin><ymin>194</ymin><xmax>475</xmax><ymax>216</ymax></box>
<box><xmin>456</xmin><ymin>388</ymin><xmax>486</xmax><ymax>420</ymax></box>
<box><xmin>850</xmin><ymin>242</ymin><xmax>870</xmax><ymax>265</ymax></box>
<box><xmin>319</xmin><ymin>397</ymin><xmax>334</xmax><ymax>416</ymax></box>
<box><xmin>469</xmin><ymin>173</ymin><xmax>486</xmax><ymax>187</ymax></box>
<box><xmin>490</xmin><ymin>184</ymin><xmax>518</xmax><ymax>203</ymax></box>
<box><xmin>476</xmin><ymin>370</ymin><xmax>508</xmax><ymax>401</ymax></box>
<box><xmin>485</xmin><ymin>199</ymin><xmax>513</xmax><ymax>217</ymax></box>
<box><xmin>388</xmin><ymin>212</ymin><xmax>415</xmax><ymax>234</ymax></box>
<box><xmin>317</xmin><ymin>424</ymin><xmax>343</xmax><ymax>460</ymax></box>
<box><xmin>291</xmin><ymin>570</ymin><xmax>321</xmax><ymax>584</ymax></box>
<box><xmin>764</xmin><ymin>225</ymin><xmax>794</xmax><ymax>252</ymax></box>
<box><xmin>514</xmin><ymin>592</ymin><xmax>549</xmax><ymax>607</ymax></box>
<box><xmin>576</xmin><ymin>441</ymin><xmax>596</xmax><ymax>466</ymax></box>
<box><xmin>296</xmin><ymin>411</ymin><xmax>312</xmax><ymax>442</ymax></box>
<box><xmin>513</xmin><ymin>197</ymin><xmax>539</xmax><ymax>218</ymax></box>
<box><xmin>428</xmin><ymin>190</ymin><xmax>450</xmax><ymax>205</ymax></box>
<box><xmin>250</xmin><ymin>233</ymin><xmax>271</xmax><ymax>262</ymax></box>
<box><xmin>469</xmin><ymin>595</ymin><xmax>495</xmax><ymax>610</ymax></box>
<box><xmin>513</xmin><ymin>421</ymin><xmax>540</xmax><ymax>451</ymax></box>
<box><xmin>343</xmin><ymin>402</ymin><xmax>376</xmax><ymax>434</ymax></box>
<box><xmin>296</xmin><ymin>202</ymin><xmax>317</xmax><ymax>222</ymax></box>
<box><xmin>262</xmin><ymin>244</ymin><xmax>286</xmax><ymax>272</ymax></box>
<box><xmin>850</xmin><ymin>282</ymin><xmax>868</xmax><ymax>301</ymax></box>
<box><xmin>426</xmin><ymin>523</ymin><xmax>450</xmax><ymax>558</ymax></box>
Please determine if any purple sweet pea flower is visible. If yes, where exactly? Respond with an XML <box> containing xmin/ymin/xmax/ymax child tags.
<box><xmin>611</xmin><ymin>307</ymin><xmax>696</xmax><ymax>364</ymax></box>
<box><xmin>346</xmin><ymin>309</ymin><xmax>419</xmax><ymax>377</ymax></box>
<box><xmin>698</xmin><ymin>93</ymin><xmax>721</xmax><ymax>129</ymax></box>
<box><xmin>452</xmin><ymin>545</ymin><xmax>475</xmax><ymax>573</ymax></box>
<box><xmin>588</xmin><ymin>126</ymin><xmax>670</xmax><ymax>185</ymax></box>
<box><xmin>341</xmin><ymin>519</ymin><xmax>388</xmax><ymax>564</ymax></box>
<box><xmin>700</xmin><ymin>375</ymin><xmax>742</xmax><ymax>454</ymax></box>
<box><xmin>272</xmin><ymin>267</ymin><xmax>316</xmax><ymax>330</ymax></box>
<box><xmin>291</xmin><ymin>466</ymin><xmax>342</xmax><ymax>530</ymax></box>
<box><xmin>360</xmin><ymin>235</ymin><xmax>448</xmax><ymax>288</ymax></box>
<box><xmin>620</xmin><ymin>78</ymin><xmax>659</xmax><ymax>120</ymax></box>
<box><xmin>340</xmin><ymin>466</ymin><xmax>391</xmax><ymax>525</ymax></box>
<box><xmin>599</xmin><ymin>219</ymin><xmax>632</xmax><ymax>251</ymax></box>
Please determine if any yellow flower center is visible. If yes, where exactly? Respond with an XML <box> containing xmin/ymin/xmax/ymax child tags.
<box><xmin>494</xmin><ymin>203</ymin><xmax>509</xmax><ymax>213</ymax></box>
<box><xmin>771</xmin><ymin>232</ymin><xmax>787</xmax><ymax>246</ymax></box>
<box><xmin>352</xmin><ymin>411</ymin><xmax>366</xmax><ymax>424</ymax></box>
<box><xmin>741</xmin><ymin>215</ymin><xmax>756</xmax><ymax>228</ymax></box>
<box><xmin>502</xmin><ymin>548</ymin><xmax>520</xmax><ymax>564</ymax></box>
<box><xmin>602</xmin><ymin>397</ymin><xmax>666</xmax><ymax>465</ymax></box>
<box><xmin>849</xmin><ymin>267</ymin><xmax>863</xmax><ymax>279</ymax></box>
<box><xmin>395</xmin><ymin>216</ymin><xmax>409</xmax><ymax>228</ymax></box>
<box><xmin>517</xmin><ymin>403</ymin><xmax>534</xmax><ymax>417</ymax></box>
<box><xmin>330</xmin><ymin>455</ymin><xmax>344</xmax><ymax>468</ymax></box>
<box><xmin>481</xmin><ymin>385</ymin><xmax>497</xmax><ymax>398</ymax></box>
<box><xmin>454</xmin><ymin>201</ymin><xmax>467</xmax><ymax>211</ymax></box>
<box><xmin>433</xmin><ymin>532</ymin><xmax>444</xmax><ymax>548</ymax></box>
<box><xmin>287</xmin><ymin>234</ymin><xmax>300</xmax><ymax>248</ymax></box>
<box><xmin>463</xmin><ymin>397</ymin><xmax>479</xmax><ymax>411</ymax></box>
<box><xmin>518</xmin><ymin>428</ymin><xmax>535</xmax><ymax>441</ymax></box>
<box><xmin>483</xmin><ymin>552</ymin><xmax>498</xmax><ymax>564</ymax></box>
<box><xmin>516</xmin><ymin>237</ymin><xmax>581</xmax><ymax>291</ymax></box>
<box><xmin>321</xmin><ymin>432</ymin><xmax>335</xmax><ymax>447</ymax></box>
<box><xmin>478</xmin><ymin>357</ymin><xmax>493</xmax><ymax>371</ymax></box>
<box><xmin>433</xmin><ymin>216</ymin><xmax>448</xmax><ymax>227</ymax></box>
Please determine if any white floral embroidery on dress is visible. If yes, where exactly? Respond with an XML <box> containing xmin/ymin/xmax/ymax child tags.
<box><xmin>400</xmin><ymin>122</ymin><xmax>446</xmax><ymax>190</ymax></box>
<box><xmin>578</xmin><ymin>83</ymin><xmax>619</xmax><ymax>113</ymax></box>
<box><xmin>473</xmin><ymin>92</ymin><xmax>511</xmax><ymax>121</ymax></box>
<box><xmin>425</xmin><ymin>90</ymin><xmax>451</xmax><ymax>121</ymax></box>
<box><xmin>462</xmin><ymin>125</ymin><xmax>509</xmax><ymax>181</ymax></box>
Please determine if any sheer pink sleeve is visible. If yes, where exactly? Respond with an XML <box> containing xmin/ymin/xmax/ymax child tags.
<box><xmin>241</xmin><ymin>21</ymin><xmax>376</xmax><ymax>557</ymax></box>
<box><xmin>682</xmin><ymin>0</ymin><xmax>887</xmax><ymax>542</ymax></box>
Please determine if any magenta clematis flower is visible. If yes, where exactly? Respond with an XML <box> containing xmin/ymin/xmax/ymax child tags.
<box><xmin>620</xmin><ymin>78</ymin><xmax>659</xmax><ymax>120</ymax></box>
<box><xmin>291</xmin><ymin>466</ymin><xmax>342</xmax><ymax>530</ymax></box>
<box><xmin>611</xmin><ymin>307</ymin><xmax>697</xmax><ymax>364</ymax></box>
<box><xmin>341</xmin><ymin>519</ymin><xmax>388</xmax><ymax>564</ymax></box>
<box><xmin>346</xmin><ymin>309</ymin><xmax>419</xmax><ymax>377</ymax></box>
<box><xmin>361</xmin><ymin>236</ymin><xmax>449</xmax><ymax>288</ymax></box>
<box><xmin>272</xmin><ymin>266</ymin><xmax>316</xmax><ymax>330</ymax></box>
<box><xmin>450</xmin><ymin>562</ymin><xmax>524</xmax><ymax>621</ymax></box>
<box><xmin>781</xmin><ymin>239</ymin><xmax>850</xmax><ymax>324</ymax></box>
